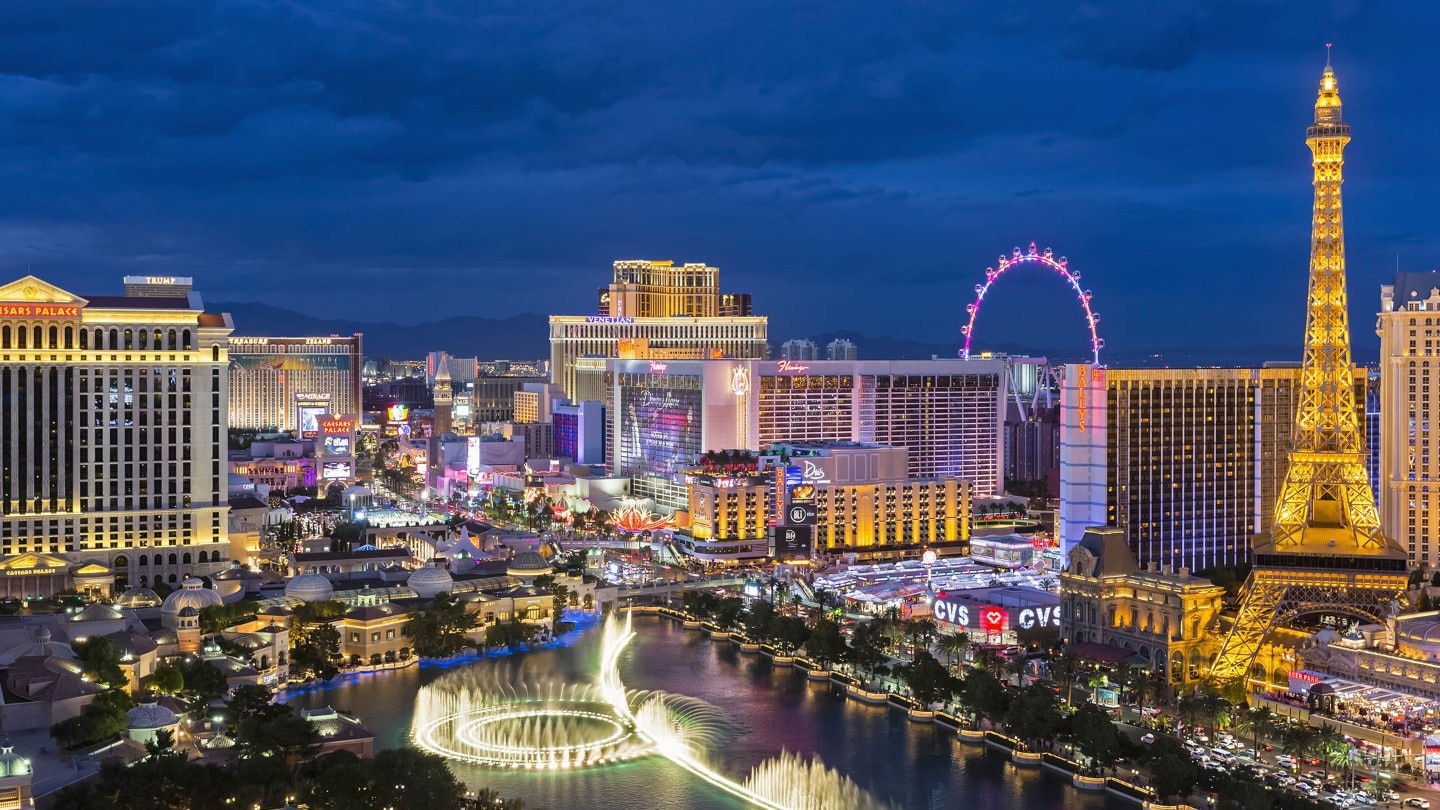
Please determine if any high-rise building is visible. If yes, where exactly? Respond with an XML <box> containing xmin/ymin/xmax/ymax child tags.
<box><xmin>470</xmin><ymin>375</ymin><xmax>546</xmax><ymax>425</ymax></box>
<box><xmin>825</xmin><ymin>339</ymin><xmax>858</xmax><ymax>361</ymax></box>
<box><xmin>605</xmin><ymin>357</ymin><xmax>1007</xmax><ymax>506</ymax></box>
<box><xmin>780</xmin><ymin>340</ymin><xmax>817</xmax><ymax>361</ymax></box>
<box><xmin>1378</xmin><ymin>270</ymin><xmax>1440</xmax><ymax>566</ymax></box>
<box><xmin>1209</xmin><ymin>56</ymin><xmax>1409</xmax><ymax>685</ymax></box>
<box><xmin>550</xmin><ymin>259</ymin><xmax>767</xmax><ymax>399</ymax></box>
<box><xmin>552</xmin><ymin>400</ymin><xmax>604</xmax><ymax>465</ymax></box>
<box><xmin>1059</xmin><ymin>364</ymin><xmax>1366</xmax><ymax>572</ymax></box>
<box><xmin>677</xmin><ymin>442</ymin><xmax>970</xmax><ymax>563</ymax></box>
<box><xmin>605</xmin><ymin>260</ymin><xmax>729</xmax><ymax>318</ymax></box>
<box><xmin>228</xmin><ymin>334</ymin><xmax>362</xmax><ymax>433</ymax></box>
<box><xmin>432</xmin><ymin>364</ymin><xmax>454</xmax><ymax>438</ymax></box>
<box><xmin>0</xmin><ymin>275</ymin><xmax>233</xmax><ymax>595</ymax></box>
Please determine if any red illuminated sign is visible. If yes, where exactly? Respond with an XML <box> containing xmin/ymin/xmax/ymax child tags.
<box><xmin>317</xmin><ymin>417</ymin><xmax>356</xmax><ymax>435</ymax></box>
<box><xmin>0</xmin><ymin>303</ymin><xmax>81</xmax><ymax>318</ymax></box>
<box><xmin>980</xmin><ymin>607</ymin><xmax>1007</xmax><ymax>635</ymax></box>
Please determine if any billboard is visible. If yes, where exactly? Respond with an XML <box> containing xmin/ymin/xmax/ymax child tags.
<box><xmin>229</xmin><ymin>353</ymin><xmax>351</xmax><ymax>372</ymax></box>
<box><xmin>297</xmin><ymin>405</ymin><xmax>328</xmax><ymax>439</ymax></box>
<box><xmin>617</xmin><ymin>382</ymin><xmax>701</xmax><ymax>477</ymax></box>
<box><xmin>771</xmin><ymin>526</ymin><xmax>813</xmax><ymax>563</ymax></box>
<box><xmin>931</xmin><ymin>596</ymin><xmax>1060</xmax><ymax>640</ymax></box>
<box><xmin>785</xmin><ymin>481</ymin><xmax>818</xmax><ymax>526</ymax></box>
<box><xmin>322</xmin><ymin>436</ymin><xmax>352</xmax><ymax>457</ymax></box>
<box><xmin>322</xmin><ymin>461</ymin><xmax>352</xmax><ymax>480</ymax></box>
<box><xmin>467</xmin><ymin>437</ymin><xmax>481</xmax><ymax>476</ymax></box>
<box><xmin>387</xmin><ymin>403</ymin><xmax>409</xmax><ymax>423</ymax></box>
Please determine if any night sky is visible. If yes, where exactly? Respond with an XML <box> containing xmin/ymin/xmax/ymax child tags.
<box><xmin>1</xmin><ymin>2</ymin><xmax>1435</xmax><ymax>359</ymax></box>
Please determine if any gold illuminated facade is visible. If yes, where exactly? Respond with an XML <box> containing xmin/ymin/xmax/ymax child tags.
<box><xmin>0</xmin><ymin>275</ymin><xmax>233</xmax><ymax>595</ymax></box>
<box><xmin>608</xmin><ymin>260</ymin><xmax>721</xmax><ymax>318</ymax></box>
<box><xmin>1210</xmin><ymin>57</ymin><xmax>1410</xmax><ymax>686</ymax></box>
<box><xmin>1377</xmin><ymin>272</ymin><xmax>1440</xmax><ymax>566</ymax></box>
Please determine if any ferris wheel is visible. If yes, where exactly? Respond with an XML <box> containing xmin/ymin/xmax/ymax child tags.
<box><xmin>960</xmin><ymin>242</ymin><xmax>1103</xmax><ymax>365</ymax></box>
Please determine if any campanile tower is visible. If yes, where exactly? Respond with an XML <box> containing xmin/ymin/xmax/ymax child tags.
<box><xmin>1208</xmin><ymin>53</ymin><xmax>1409</xmax><ymax>687</ymax></box>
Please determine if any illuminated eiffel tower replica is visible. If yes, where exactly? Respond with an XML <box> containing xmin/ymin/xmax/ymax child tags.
<box><xmin>1208</xmin><ymin>52</ymin><xmax>1410</xmax><ymax>687</ymax></box>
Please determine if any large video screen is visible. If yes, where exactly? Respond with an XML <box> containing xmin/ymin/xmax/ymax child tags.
<box><xmin>323</xmin><ymin>436</ymin><xmax>351</xmax><ymax>457</ymax></box>
<box><xmin>298</xmin><ymin>405</ymin><xmax>327</xmax><ymax>438</ymax></box>
<box><xmin>322</xmin><ymin>461</ymin><xmax>352</xmax><ymax>480</ymax></box>
<box><xmin>618</xmin><ymin>377</ymin><xmax>702</xmax><ymax>477</ymax></box>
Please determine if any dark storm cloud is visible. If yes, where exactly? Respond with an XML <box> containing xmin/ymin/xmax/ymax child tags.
<box><xmin>0</xmin><ymin>0</ymin><xmax>1433</xmax><ymax>355</ymax></box>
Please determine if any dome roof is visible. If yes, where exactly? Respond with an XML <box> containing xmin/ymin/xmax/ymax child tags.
<box><xmin>117</xmin><ymin>587</ymin><xmax>162</xmax><ymax>608</ymax></box>
<box><xmin>0</xmin><ymin>745</ymin><xmax>29</xmax><ymax>777</ymax></box>
<box><xmin>0</xmin><ymin>625</ymin><xmax>75</xmax><ymax>666</ymax></box>
<box><xmin>407</xmin><ymin>564</ymin><xmax>454</xmax><ymax>599</ymax></box>
<box><xmin>161</xmin><ymin>578</ymin><xmax>223</xmax><ymax>615</ymax></box>
<box><xmin>127</xmin><ymin>700</ymin><xmax>179</xmax><ymax>730</ymax></box>
<box><xmin>508</xmin><ymin>550</ymin><xmax>550</xmax><ymax>577</ymax></box>
<box><xmin>284</xmin><ymin>573</ymin><xmax>335</xmax><ymax>602</ymax></box>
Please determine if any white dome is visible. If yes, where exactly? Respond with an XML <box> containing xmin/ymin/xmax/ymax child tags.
<box><xmin>285</xmin><ymin>573</ymin><xmax>335</xmax><ymax>602</ymax></box>
<box><xmin>508</xmin><ymin>550</ymin><xmax>550</xmax><ymax>578</ymax></box>
<box><xmin>0</xmin><ymin>746</ymin><xmax>30</xmax><ymax>777</ymax></box>
<box><xmin>127</xmin><ymin>701</ymin><xmax>179</xmax><ymax>731</ymax></box>
<box><xmin>117</xmin><ymin>587</ymin><xmax>162</xmax><ymax>608</ymax></box>
<box><xmin>161</xmin><ymin>578</ymin><xmax>223</xmax><ymax>616</ymax></box>
<box><xmin>407</xmin><ymin>564</ymin><xmax>454</xmax><ymax>598</ymax></box>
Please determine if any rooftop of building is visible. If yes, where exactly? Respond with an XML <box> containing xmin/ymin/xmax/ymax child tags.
<box><xmin>1389</xmin><ymin>270</ymin><xmax>1440</xmax><ymax>307</ymax></box>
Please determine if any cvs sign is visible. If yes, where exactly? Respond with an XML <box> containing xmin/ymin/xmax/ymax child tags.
<box><xmin>1016</xmin><ymin>606</ymin><xmax>1061</xmax><ymax>631</ymax></box>
<box><xmin>932</xmin><ymin>600</ymin><xmax>970</xmax><ymax>627</ymax></box>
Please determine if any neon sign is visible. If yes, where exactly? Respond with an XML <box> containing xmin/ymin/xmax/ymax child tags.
<box><xmin>0</xmin><ymin>304</ymin><xmax>80</xmax><ymax>318</ymax></box>
<box><xmin>648</xmin><ymin>361</ymin><xmax>669</xmax><ymax>374</ymax></box>
<box><xmin>1077</xmin><ymin>366</ymin><xmax>1088</xmax><ymax>432</ymax></box>
<box><xmin>587</xmin><ymin>316</ymin><xmax>634</xmax><ymax>324</ymax></box>
<box><xmin>980</xmin><ymin>607</ymin><xmax>1007</xmax><ymax>635</ymax></box>
<box><xmin>730</xmin><ymin>367</ymin><xmax>750</xmax><ymax>396</ymax></box>
<box><xmin>776</xmin><ymin>360</ymin><xmax>810</xmax><ymax>374</ymax></box>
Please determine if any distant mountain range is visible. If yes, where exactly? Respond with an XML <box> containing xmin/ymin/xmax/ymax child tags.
<box><xmin>216</xmin><ymin>301</ymin><xmax>1318</xmax><ymax>368</ymax></box>
<box><xmin>217</xmin><ymin>302</ymin><xmax>551</xmax><ymax>360</ymax></box>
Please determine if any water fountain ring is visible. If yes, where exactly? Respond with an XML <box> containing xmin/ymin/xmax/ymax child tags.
<box><xmin>412</xmin><ymin>612</ymin><xmax>895</xmax><ymax>809</ymax></box>
<box><xmin>414</xmin><ymin>703</ymin><xmax>642</xmax><ymax>769</ymax></box>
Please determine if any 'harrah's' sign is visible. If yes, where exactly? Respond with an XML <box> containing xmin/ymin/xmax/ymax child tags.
<box><xmin>0</xmin><ymin>303</ymin><xmax>81</xmax><ymax>319</ymax></box>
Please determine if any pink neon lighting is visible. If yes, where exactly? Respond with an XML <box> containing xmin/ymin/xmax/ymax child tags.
<box><xmin>960</xmin><ymin>242</ymin><xmax>1103</xmax><ymax>364</ymax></box>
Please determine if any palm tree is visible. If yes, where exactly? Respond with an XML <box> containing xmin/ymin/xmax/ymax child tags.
<box><xmin>936</xmin><ymin>632</ymin><xmax>972</xmax><ymax>673</ymax></box>
<box><xmin>1326</xmin><ymin>738</ymin><xmax>1354</xmax><ymax>785</ymax></box>
<box><xmin>1177</xmin><ymin>694</ymin><xmax>1205</xmax><ymax>734</ymax></box>
<box><xmin>1005</xmin><ymin>654</ymin><xmax>1030</xmax><ymax>687</ymax></box>
<box><xmin>1049</xmin><ymin>650</ymin><xmax>1081</xmax><ymax>707</ymax></box>
<box><xmin>1314</xmin><ymin>723</ymin><xmax>1344</xmax><ymax>779</ymax></box>
<box><xmin>972</xmin><ymin>647</ymin><xmax>1006</xmax><ymax>680</ymax></box>
<box><xmin>1282</xmin><ymin>726</ymin><xmax>1316</xmax><ymax>769</ymax></box>
<box><xmin>1233</xmin><ymin>706</ymin><xmax>1273</xmax><ymax>756</ymax></box>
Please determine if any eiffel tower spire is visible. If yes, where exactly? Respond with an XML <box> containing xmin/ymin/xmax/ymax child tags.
<box><xmin>1265</xmin><ymin>53</ymin><xmax>1396</xmax><ymax>554</ymax></box>
<box><xmin>1207</xmin><ymin>54</ymin><xmax>1408</xmax><ymax>689</ymax></box>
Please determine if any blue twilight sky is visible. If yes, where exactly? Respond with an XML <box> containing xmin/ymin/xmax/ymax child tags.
<box><xmin>0</xmin><ymin>1</ymin><xmax>1435</xmax><ymax>358</ymax></box>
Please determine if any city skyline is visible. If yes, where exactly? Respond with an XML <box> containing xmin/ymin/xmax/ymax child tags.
<box><xmin>3</xmin><ymin>4</ymin><xmax>1438</xmax><ymax>356</ymax></box>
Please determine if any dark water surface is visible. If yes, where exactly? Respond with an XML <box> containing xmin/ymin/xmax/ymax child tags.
<box><xmin>288</xmin><ymin>615</ymin><xmax>1128</xmax><ymax>810</ymax></box>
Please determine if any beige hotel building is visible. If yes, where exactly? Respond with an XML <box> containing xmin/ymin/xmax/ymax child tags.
<box><xmin>549</xmin><ymin>259</ymin><xmax>767</xmax><ymax>400</ymax></box>
<box><xmin>0</xmin><ymin>275</ymin><xmax>233</xmax><ymax>595</ymax></box>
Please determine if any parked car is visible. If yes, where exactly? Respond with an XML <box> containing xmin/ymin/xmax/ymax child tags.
<box><xmin>1403</xmin><ymin>799</ymin><xmax>1430</xmax><ymax>809</ymax></box>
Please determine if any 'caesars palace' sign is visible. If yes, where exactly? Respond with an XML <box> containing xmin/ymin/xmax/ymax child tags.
<box><xmin>0</xmin><ymin>304</ymin><xmax>80</xmax><ymax>318</ymax></box>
